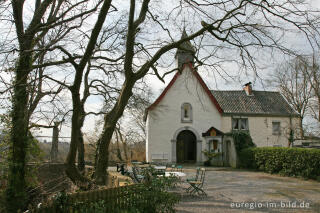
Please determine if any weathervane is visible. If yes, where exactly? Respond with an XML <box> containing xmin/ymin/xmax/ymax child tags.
<box><xmin>182</xmin><ymin>16</ymin><xmax>187</xmax><ymax>29</ymax></box>
<box><xmin>182</xmin><ymin>15</ymin><xmax>187</xmax><ymax>30</ymax></box>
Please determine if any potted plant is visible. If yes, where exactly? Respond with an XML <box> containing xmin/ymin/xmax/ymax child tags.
<box><xmin>202</xmin><ymin>150</ymin><xmax>221</xmax><ymax>166</ymax></box>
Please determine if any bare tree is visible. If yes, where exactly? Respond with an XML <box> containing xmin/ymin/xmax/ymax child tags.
<box><xmin>1</xmin><ymin>1</ymin><xmax>319</xmax><ymax>209</ymax></box>
<box><xmin>44</xmin><ymin>20</ymin><xmax>126</xmax><ymax>180</ymax></box>
<box><xmin>269</xmin><ymin>56</ymin><xmax>313</xmax><ymax>138</ymax></box>
<box><xmin>112</xmin><ymin>89</ymin><xmax>153</xmax><ymax>163</ymax></box>
<box><xmin>50</xmin><ymin>121</ymin><xmax>61</xmax><ymax>162</ymax></box>
<box><xmin>308</xmin><ymin>56</ymin><xmax>320</xmax><ymax>122</ymax></box>
<box><xmin>285</xmin><ymin>54</ymin><xmax>320</xmax><ymax>135</ymax></box>
<box><xmin>93</xmin><ymin>0</ymin><xmax>320</xmax><ymax>184</ymax></box>
<box><xmin>2</xmin><ymin>1</ymin><xmax>103</xmax><ymax>211</ymax></box>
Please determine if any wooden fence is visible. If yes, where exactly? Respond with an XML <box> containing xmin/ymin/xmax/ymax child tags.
<box><xmin>27</xmin><ymin>184</ymin><xmax>147</xmax><ymax>213</ymax></box>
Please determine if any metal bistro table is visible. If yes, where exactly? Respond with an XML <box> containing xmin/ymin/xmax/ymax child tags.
<box><xmin>152</xmin><ymin>165</ymin><xmax>166</xmax><ymax>176</ymax></box>
<box><xmin>138</xmin><ymin>164</ymin><xmax>151</xmax><ymax>168</ymax></box>
<box><xmin>165</xmin><ymin>171</ymin><xmax>186</xmax><ymax>177</ymax></box>
<box><xmin>153</xmin><ymin>166</ymin><xmax>167</xmax><ymax>170</ymax></box>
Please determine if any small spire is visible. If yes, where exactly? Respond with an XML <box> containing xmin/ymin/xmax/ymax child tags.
<box><xmin>175</xmin><ymin>29</ymin><xmax>196</xmax><ymax>69</ymax></box>
<box><xmin>177</xmin><ymin>29</ymin><xmax>195</xmax><ymax>54</ymax></box>
<box><xmin>181</xmin><ymin>27</ymin><xmax>188</xmax><ymax>39</ymax></box>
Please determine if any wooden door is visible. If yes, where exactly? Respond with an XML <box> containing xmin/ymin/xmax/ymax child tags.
<box><xmin>177</xmin><ymin>140</ymin><xmax>185</xmax><ymax>163</ymax></box>
<box><xmin>176</xmin><ymin>130</ymin><xmax>196</xmax><ymax>163</ymax></box>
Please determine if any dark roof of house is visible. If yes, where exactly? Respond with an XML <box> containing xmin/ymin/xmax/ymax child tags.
<box><xmin>210</xmin><ymin>90</ymin><xmax>298</xmax><ymax>116</ymax></box>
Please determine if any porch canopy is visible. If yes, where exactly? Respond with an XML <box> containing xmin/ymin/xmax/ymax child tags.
<box><xmin>202</xmin><ymin>126</ymin><xmax>224</xmax><ymax>137</ymax></box>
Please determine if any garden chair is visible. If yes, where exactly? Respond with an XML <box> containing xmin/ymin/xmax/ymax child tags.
<box><xmin>186</xmin><ymin>167</ymin><xmax>200</xmax><ymax>192</ymax></box>
<box><xmin>176</xmin><ymin>165</ymin><xmax>183</xmax><ymax>172</ymax></box>
<box><xmin>186</xmin><ymin>168</ymin><xmax>207</xmax><ymax>196</ymax></box>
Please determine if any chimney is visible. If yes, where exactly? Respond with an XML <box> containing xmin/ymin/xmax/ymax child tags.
<box><xmin>243</xmin><ymin>82</ymin><xmax>253</xmax><ymax>96</ymax></box>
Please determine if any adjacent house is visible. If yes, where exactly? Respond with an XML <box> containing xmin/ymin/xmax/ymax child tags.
<box><xmin>145</xmin><ymin>31</ymin><xmax>300</xmax><ymax>165</ymax></box>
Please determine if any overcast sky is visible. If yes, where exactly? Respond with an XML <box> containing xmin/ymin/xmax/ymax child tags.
<box><xmin>27</xmin><ymin>0</ymin><xmax>320</xmax><ymax>140</ymax></box>
<box><xmin>145</xmin><ymin>0</ymin><xmax>320</xmax><ymax>91</ymax></box>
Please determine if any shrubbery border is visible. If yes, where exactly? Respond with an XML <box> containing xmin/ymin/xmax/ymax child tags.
<box><xmin>239</xmin><ymin>147</ymin><xmax>320</xmax><ymax>180</ymax></box>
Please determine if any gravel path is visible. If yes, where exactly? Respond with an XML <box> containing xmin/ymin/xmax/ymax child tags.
<box><xmin>174</xmin><ymin>168</ymin><xmax>320</xmax><ymax>213</ymax></box>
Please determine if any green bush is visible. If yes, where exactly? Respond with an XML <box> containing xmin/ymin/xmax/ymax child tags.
<box><xmin>202</xmin><ymin>150</ymin><xmax>221</xmax><ymax>166</ymax></box>
<box><xmin>134</xmin><ymin>167</ymin><xmax>180</xmax><ymax>212</ymax></box>
<box><xmin>238</xmin><ymin>148</ymin><xmax>256</xmax><ymax>169</ymax></box>
<box><xmin>239</xmin><ymin>147</ymin><xmax>320</xmax><ymax>180</ymax></box>
<box><xmin>225</xmin><ymin>131</ymin><xmax>255</xmax><ymax>153</ymax></box>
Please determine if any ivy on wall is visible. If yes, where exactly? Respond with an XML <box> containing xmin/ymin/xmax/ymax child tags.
<box><xmin>225</xmin><ymin>131</ymin><xmax>255</xmax><ymax>153</ymax></box>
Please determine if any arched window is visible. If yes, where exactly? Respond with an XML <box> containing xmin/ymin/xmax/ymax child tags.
<box><xmin>181</xmin><ymin>103</ymin><xmax>192</xmax><ymax>123</ymax></box>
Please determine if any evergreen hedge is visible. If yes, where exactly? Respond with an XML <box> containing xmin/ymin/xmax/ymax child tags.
<box><xmin>239</xmin><ymin>147</ymin><xmax>320</xmax><ymax>180</ymax></box>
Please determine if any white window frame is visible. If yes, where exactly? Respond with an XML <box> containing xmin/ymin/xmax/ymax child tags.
<box><xmin>232</xmin><ymin>118</ymin><xmax>249</xmax><ymax>131</ymax></box>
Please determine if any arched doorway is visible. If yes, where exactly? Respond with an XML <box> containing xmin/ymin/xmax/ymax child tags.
<box><xmin>176</xmin><ymin>130</ymin><xmax>196</xmax><ymax>163</ymax></box>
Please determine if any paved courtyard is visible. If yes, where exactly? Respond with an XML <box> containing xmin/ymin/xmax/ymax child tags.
<box><xmin>174</xmin><ymin>168</ymin><xmax>320</xmax><ymax>213</ymax></box>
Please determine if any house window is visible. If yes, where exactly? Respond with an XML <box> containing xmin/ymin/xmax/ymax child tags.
<box><xmin>181</xmin><ymin>103</ymin><xmax>192</xmax><ymax>123</ymax></box>
<box><xmin>232</xmin><ymin>118</ymin><xmax>248</xmax><ymax>130</ymax></box>
<box><xmin>209</xmin><ymin>140</ymin><xmax>219</xmax><ymax>153</ymax></box>
<box><xmin>272</xmin><ymin>122</ymin><xmax>281</xmax><ymax>135</ymax></box>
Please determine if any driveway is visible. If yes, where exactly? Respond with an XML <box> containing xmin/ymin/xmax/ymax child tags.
<box><xmin>175</xmin><ymin>168</ymin><xmax>320</xmax><ymax>213</ymax></box>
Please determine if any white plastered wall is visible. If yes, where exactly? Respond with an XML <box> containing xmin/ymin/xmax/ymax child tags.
<box><xmin>146</xmin><ymin>66</ymin><xmax>222</xmax><ymax>162</ymax></box>
<box><xmin>221</xmin><ymin>116</ymin><xmax>301</xmax><ymax>147</ymax></box>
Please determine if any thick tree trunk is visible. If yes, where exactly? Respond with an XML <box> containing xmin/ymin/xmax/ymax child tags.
<box><xmin>50</xmin><ymin>122</ymin><xmax>59</xmax><ymax>162</ymax></box>
<box><xmin>94</xmin><ymin>79</ymin><xmax>135</xmax><ymax>184</ymax></box>
<box><xmin>65</xmin><ymin>0</ymin><xmax>112</xmax><ymax>184</ymax></box>
<box><xmin>77</xmin><ymin>104</ymin><xmax>86</xmax><ymax>172</ymax></box>
<box><xmin>299</xmin><ymin>117</ymin><xmax>304</xmax><ymax>139</ymax></box>
<box><xmin>65</xmin><ymin>92</ymin><xmax>88</xmax><ymax>183</ymax></box>
<box><xmin>115</xmin><ymin>129</ymin><xmax>123</xmax><ymax>162</ymax></box>
<box><xmin>118</xmin><ymin>129</ymin><xmax>129</xmax><ymax>162</ymax></box>
<box><xmin>92</xmin><ymin>138</ymin><xmax>101</xmax><ymax>178</ymax></box>
<box><xmin>77</xmin><ymin>131</ymin><xmax>85</xmax><ymax>172</ymax></box>
<box><xmin>123</xmin><ymin>141</ymin><xmax>129</xmax><ymax>162</ymax></box>
<box><xmin>318</xmin><ymin>96</ymin><xmax>320</xmax><ymax>122</ymax></box>
<box><xmin>6</xmin><ymin>50</ymin><xmax>31</xmax><ymax>212</ymax></box>
<box><xmin>116</xmin><ymin>139</ymin><xmax>123</xmax><ymax>162</ymax></box>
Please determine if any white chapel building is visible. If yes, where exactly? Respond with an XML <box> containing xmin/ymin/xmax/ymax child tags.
<box><xmin>145</xmin><ymin>31</ymin><xmax>300</xmax><ymax>165</ymax></box>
